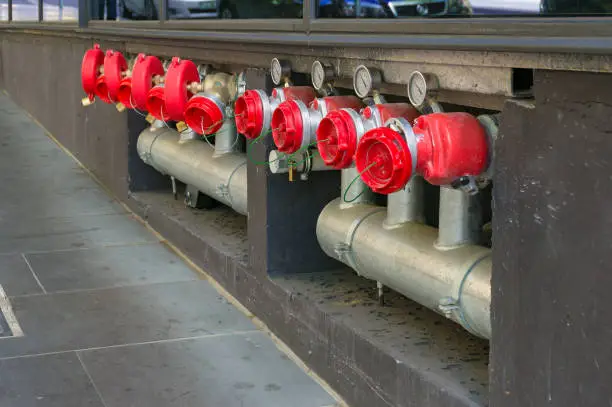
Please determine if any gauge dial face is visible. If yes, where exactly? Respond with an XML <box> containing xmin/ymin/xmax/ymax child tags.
<box><xmin>311</xmin><ymin>61</ymin><xmax>326</xmax><ymax>90</ymax></box>
<box><xmin>270</xmin><ymin>58</ymin><xmax>284</xmax><ymax>85</ymax></box>
<box><xmin>407</xmin><ymin>71</ymin><xmax>428</xmax><ymax>107</ymax></box>
<box><xmin>353</xmin><ymin>66</ymin><xmax>374</xmax><ymax>98</ymax></box>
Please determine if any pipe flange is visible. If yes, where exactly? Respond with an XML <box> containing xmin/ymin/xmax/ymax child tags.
<box><xmin>339</xmin><ymin>208</ymin><xmax>385</xmax><ymax>275</ymax></box>
<box><xmin>385</xmin><ymin>117</ymin><xmax>418</xmax><ymax>180</ymax></box>
<box><xmin>439</xmin><ymin>253</ymin><xmax>491</xmax><ymax>338</ymax></box>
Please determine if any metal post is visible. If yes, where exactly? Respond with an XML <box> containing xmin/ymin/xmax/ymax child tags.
<box><xmin>385</xmin><ymin>176</ymin><xmax>424</xmax><ymax>227</ymax></box>
<box><xmin>38</xmin><ymin>0</ymin><xmax>43</xmax><ymax>21</ymax></box>
<box><xmin>303</xmin><ymin>0</ymin><xmax>315</xmax><ymax>32</ymax></box>
<box><xmin>159</xmin><ymin>0</ymin><xmax>167</xmax><ymax>21</ymax></box>
<box><xmin>7</xmin><ymin>0</ymin><xmax>12</xmax><ymax>22</ymax></box>
<box><xmin>436</xmin><ymin>187</ymin><xmax>482</xmax><ymax>249</ymax></box>
<box><xmin>78</xmin><ymin>0</ymin><xmax>89</xmax><ymax>27</ymax></box>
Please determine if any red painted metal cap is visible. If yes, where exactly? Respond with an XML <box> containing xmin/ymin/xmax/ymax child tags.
<box><xmin>355</xmin><ymin>127</ymin><xmax>413</xmax><ymax>195</ymax></box>
<box><xmin>184</xmin><ymin>95</ymin><xmax>225</xmax><ymax>135</ymax></box>
<box><xmin>164</xmin><ymin>57</ymin><xmax>200</xmax><ymax>122</ymax></box>
<box><xmin>413</xmin><ymin>113</ymin><xmax>489</xmax><ymax>185</ymax></box>
<box><xmin>271</xmin><ymin>100</ymin><xmax>304</xmax><ymax>154</ymax></box>
<box><xmin>117</xmin><ymin>78</ymin><xmax>135</xmax><ymax>109</ymax></box>
<box><xmin>316</xmin><ymin>109</ymin><xmax>359</xmax><ymax>169</ymax></box>
<box><xmin>363</xmin><ymin>103</ymin><xmax>420</xmax><ymax>126</ymax></box>
<box><xmin>234</xmin><ymin>90</ymin><xmax>264</xmax><ymax>140</ymax></box>
<box><xmin>131</xmin><ymin>54</ymin><xmax>165</xmax><ymax>111</ymax></box>
<box><xmin>312</xmin><ymin>95</ymin><xmax>362</xmax><ymax>113</ymax></box>
<box><xmin>103</xmin><ymin>50</ymin><xmax>127</xmax><ymax>102</ymax></box>
<box><xmin>94</xmin><ymin>75</ymin><xmax>112</xmax><ymax>104</ymax></box>
<box><xmin>81</xmin><ymin>44</ymin><xmax>104</xmax><ymax>100</ymax></box>
<box><xmin>146</xmin><ymin>86</ymin><xmax>171</xmax><ymax>121</ymax></box>
<box><xmin>276</xmin><ymin>86</ymin><xmax>317</xmax><ymax>103</ymax></box>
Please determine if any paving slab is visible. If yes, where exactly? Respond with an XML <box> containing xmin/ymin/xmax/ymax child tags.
<box><xmin>0</xmin><ymin>280</ymin><xmax>257</xmax><ymax>358</ymax></box>
<box><xmin>79</xmin><ymin>331</ymin><xmax>337</xmax><ymax>407</ymax></box>
<box><xmin>24</xmin><ymin>243</ymin><xmax>200</xmax><ymax>293</ymax></box>
<box><xmin>0</xmin><ymin>254</ymin><xmax>43</xmax><ymax>297</ymax></box>
<box><xmin>0</xmin><ymin>213</ymin><xmax>159</xmax><ymax>255</ymax></box>
<box><xmin>0</xmin><ymin>352</ymin><xmax>104</xmax><ymax>407</ymax></box>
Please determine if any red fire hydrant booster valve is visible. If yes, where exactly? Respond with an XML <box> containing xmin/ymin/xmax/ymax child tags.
<box><xmin>165</xmin><ymin>58</ymin><xmax>200</xmax><ymax>122</ymax></box>
<box><xmin>146</xmin><ymin>86</ymin><xmax>171</xmax><ymax>122</ymax></box>
<box><xmin>185</xmin><ymin>96</ymin><xmax>225</xmax><ymax>135</ymax></box>
<box><xmin>272</xmin><ymin>95</ymin><xmax>362</xmax><ymax>154</ymax></box>
<box><xmin>81</xmin><ymin>44</ymin><xmax>104</xmax><ymax>102</ymax></box>
<box><xmin>355</xmin><ymin>112</ymin><xmax>489</xmax><ymax>194</ymax></box>
<box><xmin>234</xmin><ymin>87</ymin><xmax>316</xmax><ymax>140</ymax></box>
<box><xmin>103</xmin><ymin>50</ymin><xmax>128</xmax><ymax>102</ymax></box>
<box><xmin>131</xmin><ymin>54</ymin><xmax>165</xmax><ymax>111</ymax></box>
<box><xmin>317</xmin><ymin>103</ymin><xmax>420</xmax><ymax>170</ymax></box>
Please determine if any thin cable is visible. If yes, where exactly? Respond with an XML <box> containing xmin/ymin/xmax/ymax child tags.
<box><xmin>343</xmin><ymin>162</ymin><xmax>376</xmax><ymax>203</ymax></box>
<box><xmin>129</xmin><ymin>93</ymin><xmax>147</xmax><ymax>118</ymax></box>
<box><xmin>160</xmin><ymin>105</ymin><xmax>172</xmax><ymax>130</ymax></box>
<box><xmin>287</xmin><ymin>138</ymin><xmax>328</xmax><ymax>168</ymax></box>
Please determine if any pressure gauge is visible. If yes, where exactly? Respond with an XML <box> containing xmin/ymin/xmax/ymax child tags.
<box><xmin>270</xmin><ymin>58</ymin><xmax>291</xmax><ymax>86</ymax></box>
<box><xmin>407</xmin><ymin>71</ymin><xmax>439</xmax><ymax>107</ymax></box>
<box><xmin>353</xmin><ymin>65</ymin><xmax>382</xmax><ymax>99</ymax></box>
<box><xmin>311</xmin><ymin>60</ymin><xmax>335</xmax><ymax>91</ymax></box>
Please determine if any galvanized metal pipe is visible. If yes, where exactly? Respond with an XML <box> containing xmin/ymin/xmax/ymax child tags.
<box><xmin>214</xmin><ymin>119</ymin><xmax>240</xmax><ymax>156</ymax></box>
<box><xmin>385</xmin><ymin>177</ymin><xmax>425</xmax><ymax>228</ymax></box>
<box><xmin>316</xmin><ymin>198</ymin><xmax>491</xmax><ymax>339</ymax></box>
<box><xmin>436</xmin><ymin>187</ymin><xmax>482</xmax><ymax>249</ymax></box>
<box><xmin>137</xmin><ymin>126</ymin><xmax>248</xmax><ymax>215</ymax></box>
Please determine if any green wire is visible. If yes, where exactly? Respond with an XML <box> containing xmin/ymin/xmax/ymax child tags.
<box><xmin>343</xmin><ymin>162</ymin><xmax>376</xmax><ymax>203</ymax></box>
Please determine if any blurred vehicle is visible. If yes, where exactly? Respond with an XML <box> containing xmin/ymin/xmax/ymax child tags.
<box><xmin>217</xmin><ymin>0</ymin><xmax>302</xmax><ymax>18</ymax></box>
<box><xmin>318</xmin><ymin>0</ymin><xmax>390</xmax><ymax>17</ymax></box>
<box><xmin>119</xmin><ymin>0</ymin><xmax>303</xmax><ymax>20</ymax></box>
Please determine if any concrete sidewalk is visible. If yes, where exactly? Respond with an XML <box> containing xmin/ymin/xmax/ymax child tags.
<box><xmin>0</xmin><ymin>94</ymin><xmax>339</xmax><ymax>407</ymax></box>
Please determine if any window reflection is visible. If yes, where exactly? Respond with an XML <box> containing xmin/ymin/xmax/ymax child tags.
<box><xmin>117</xmin><ymin>0</ymin><xmax>155</xmax><ymax>19</ymax></box>
<box><xmin>10</xmin><ymin>1</ymin><xmax>38</xmax><ymax>19</ymax></box>
<box><xmin>317</xmin><ymin>0</ymin><xmax>612</xmax><ymax>16</ymax></box>
<box><xmin>167</xmin><ymin>0</ymin><xmax>303</xmax><ymax>19</ymax></box>
<box><xmin>44</xmin><ymin>0</ymin><xmax>78</xmax><ymax>20</ymax></box>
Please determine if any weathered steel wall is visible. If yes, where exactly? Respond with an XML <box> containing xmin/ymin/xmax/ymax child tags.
<box><xmin>0</xmin><ymin>34</ymin><xmax>129</xmax><ymax>200</ymax></box>
<box><xmin>491</xmin><ymin>70</ymin><xmax>612</xmax><ymax>407</ymax></box>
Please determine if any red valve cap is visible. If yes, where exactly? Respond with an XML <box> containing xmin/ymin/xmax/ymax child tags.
<box><xmin>363</xmin><ymin>103</ymin><xmax>420</xmax><ymax>126</ymax></box>
<box><xmin>312</xmin><ymin>95</ymin><xmax>362</xmax><ymax>113</ymax></box>
<box><xmin>146</xmin><ymin>86</ymin><xmax>171</xmax><ymax>122</ymax></box>
<box><xmin>164</xmin><ymin>57</ymin><xmax>200</xmax><ymax>122</ymax></box>
<box><xmin>234</xmin><ymin>90</ymin><xmax>265</xmax><ymax>140</ymax></box>
<box><xmin>131</xmin><ymin>54</ymin><xmax>165</xmax><ymax>111</ymax></box>
<box><xmin>273</xmin><ymin>86</ymin><xmax>317</xmax><ymax>103</ymax></box>
<box><xmin>355</xmin><ymin>127</ymin><xmax>413</xmax><ymax>195</ymax></box>
<box><xmin>117</xmin><ymin>78</ymin><xmax>135</xmax><ymax>109</ymax></box>
<box><xmin>94</xmin><ymin>75</ymin><xmax>112</xmax><ymax>104</ymax></box>
<box><xmin>184</xmin><ymin>95</ymin><xmax>225</xmax><ymax>135</ymax></box>
<box><xmin>413</xmin><ymin>113</ymin><xmax>489</xmax><ymax>185</ymax></box>
<box><xmin>271</xmin><ymin>100</ymin><xmax>304</xmax><ymax>154</ymax></box>
<box><xmin>316</xmin><ymin>109</ymin><xmax>359</xmax><ymax>169</ymax></box>
<box><xmin>103</xmin><ymin>50</ymin><xmax>127</xmax><ymax>102</ymax></box>
<box><xmin>81</xmin><ymin>44</ymin><xmax>104</xmax><ymax>100</ymax></box>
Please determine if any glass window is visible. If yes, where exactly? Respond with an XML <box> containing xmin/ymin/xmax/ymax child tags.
<box><xmin>0</xmin><ymin>0</ymin><xmax>7</xmax><ymax>20</ymax></box>
<box><xmin>11</xmin><ymin>0</ymin><xmax>39</xmax><ymax>20</ymax></box>
<box><xmin>117</xmin><ymin>0</ymin><xmax>157</xmax><ymax>19</ymax></box>
<box><xmin>167</xmin><ymin>0</ymin><xmax>302</xmax><ymax>20</ymax></box>
<box><xmin>44</xmin><ymin>0</ymin><xmax>78</xmax><ymax>20</ymax></box>
<box><xmin>317</xmin><ymin>0</ymin><xmax>612</xmax><ymax>17</ymax></box>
